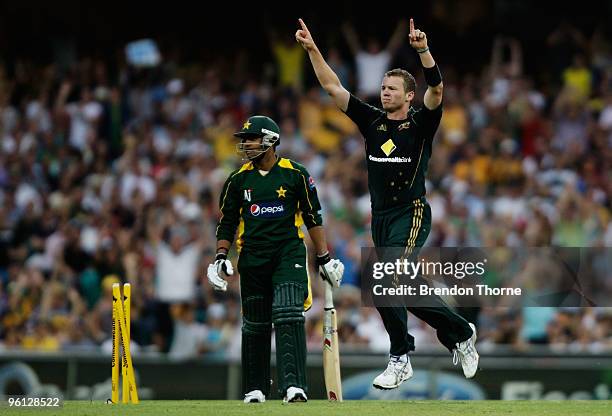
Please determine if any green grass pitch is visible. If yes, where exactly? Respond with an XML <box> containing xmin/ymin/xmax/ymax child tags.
<box><xmin>3</xmin><ymin>400</ymin><xmax>610</xmax><ymax>415</ymax></box>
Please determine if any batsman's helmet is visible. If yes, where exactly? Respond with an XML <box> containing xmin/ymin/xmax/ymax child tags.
<box><xmin>234</xmin><ymin>115</ymin><xmax>280</xmax><ymax>161</ymax></box>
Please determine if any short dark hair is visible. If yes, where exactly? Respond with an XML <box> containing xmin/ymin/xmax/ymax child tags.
<box><xmin>384</xmin><ymin>69</ymin><xmax>416</xmax><ymax>93</ymax></box>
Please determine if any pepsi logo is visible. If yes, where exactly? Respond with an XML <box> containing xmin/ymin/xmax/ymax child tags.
<box><xmin>249</xmin><ymin>202</ymin><xmax>285</xmax><ymax>217</ymax></box>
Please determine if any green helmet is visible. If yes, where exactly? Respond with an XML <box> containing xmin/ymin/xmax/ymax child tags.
<box><xmin>234</xmin><ymin>115</ymin><xmax>280</xmax><ymax>160</ymax></box>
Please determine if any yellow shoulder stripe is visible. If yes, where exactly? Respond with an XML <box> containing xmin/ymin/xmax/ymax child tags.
<box><xmin>237</xmin><ymin>161</ymin><xmax>254</xmax><ymax>174</ymax></box>
<box><xmin>278</xmin><ymin>158</ymin><xmax>316</xmax><ymax>224</ymax></box>
<box><xmin>278</xmin><ymin>158</ymin><xmax>295</xmax><ymax>170</ymax></box>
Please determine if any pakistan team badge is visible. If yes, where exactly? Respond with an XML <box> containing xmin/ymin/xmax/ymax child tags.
<box><xmin>244</xmin><ymin>189</ymin><xmax>252</xmax><ymax>201</ymax></box>
<box><xmin>380</xmin><ymin>139</ymin><xmax>397</xmax><ymax>156</ymax></box>
<box><xmin>276</xmin><ymin>186</ymin><xmax>287</xmax><ymax>198</ymax></box>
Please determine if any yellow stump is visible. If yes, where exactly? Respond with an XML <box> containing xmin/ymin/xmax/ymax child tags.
<box><xmin>111</xmin><ymin>283</ymin><xmax>139</xmax><ymax>404</ymax></box>
<box><xmin>111</xmin><ymin>288</ymin><xmax>120</xmax><ymax>404</ymax></box>
<box><xmin>122</xmin><ymin>283</ymin><xmax>131</xmax><ymax>403</ymax></box>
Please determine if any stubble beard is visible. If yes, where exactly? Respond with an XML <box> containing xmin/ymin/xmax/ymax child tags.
<box><xmin>382</xmin><ymin>101</ymin><xmax>402</xmax><ymax>113</ymax></box>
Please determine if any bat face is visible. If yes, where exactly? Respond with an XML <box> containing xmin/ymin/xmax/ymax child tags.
<box><xmin>323</xmin><ymin>307</ymin><xmax>343</xmax><ymax>401</ymax></box>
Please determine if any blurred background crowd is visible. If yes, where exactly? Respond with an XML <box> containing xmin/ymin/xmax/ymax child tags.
<box><xmin>0</xmin><ymin>1</ymin><xmax>610</xmax><ymax>358</ymax></box>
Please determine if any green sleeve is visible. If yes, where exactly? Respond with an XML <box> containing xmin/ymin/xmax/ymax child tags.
<box><xmin>216</xmin><ymin>173</ymin><xmax>241</xmax><ymax>243</ymax></box>
<box><xmin>294</xmin><ymin>164</ymin><xmax>323</xmax><ymax>229</ymax></box>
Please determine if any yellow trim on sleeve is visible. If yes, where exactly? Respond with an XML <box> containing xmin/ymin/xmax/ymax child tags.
<box><xmin>237</xmin><ymin>208</ymin><xmax>244</xmax><ymax>253</ymax></box>
<box><xmin>303</xmin><ymin>242</ymin><xmax>313</xmax><ymax>311</ymax></box>
<box><xmin>295</xmin><ymin>212</ymin><xmax>305</xmax><ymax>239</ymax></box>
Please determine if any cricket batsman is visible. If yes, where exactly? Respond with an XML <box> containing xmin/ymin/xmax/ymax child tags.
<box><xmin>297</xmin><ymin>18</ymin><xmax>479</xmax><ymax>389</ymax></box>
<box><xmin>207</xmin><ymin>115</ymin><xmax>345</xmax><ymax>403</ymax></box>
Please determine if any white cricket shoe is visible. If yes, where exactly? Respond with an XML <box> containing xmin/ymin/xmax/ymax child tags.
<box><xmin>372</xmin><ymin>355</ymin><xmax>413</xmax><ymax>389</ymax></box>
<box><xmin>453</xmin><ymin>322</ymin><xmax>479</xmax><ymax>378</ymax></box>
<box><xmin>282</xmin><ymin>386</ymin><xmax>307</xmax><ymax>403</ymax></box>
<box><xmin>243</xmin><ymin>390</ymin><xmax>265</xmax><ymax>403</ymax></box>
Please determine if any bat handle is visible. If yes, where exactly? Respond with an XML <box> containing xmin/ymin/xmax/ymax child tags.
<box><xmin>324</xmin><ymin>282</ymin><xmax>334</xmax><ymax>309</ymax></box>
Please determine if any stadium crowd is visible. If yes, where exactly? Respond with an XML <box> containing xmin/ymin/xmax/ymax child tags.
<box><xmin>0</xmin><ymin>19</ymin><xmax>610</xmax><ymax>358</ymax></box>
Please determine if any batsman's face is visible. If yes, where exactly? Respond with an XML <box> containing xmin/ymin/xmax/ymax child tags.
<box><xmin>241</xmin><ymin>136</ymin><xmax>264</xmax><ymax>159</ymax></box>
<box><xmin>381</xmin><ymin>76</ymin><xmax>413</xmax><ymax>112</ymax></box>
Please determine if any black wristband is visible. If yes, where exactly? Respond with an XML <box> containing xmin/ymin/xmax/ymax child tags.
<box><xmin>215</xmin><ymin>252</ymin><xmax>227</xmax><ymax>261</ymax></box>
<box><xmin>423</xmin><ymin>64</ymin><xmax>442</xmax><ymax>87</ymax></box>
<box><xmin>316</xmin><ymin>251</ymin><xmax>331</xmax><ymax>267</ymax></box>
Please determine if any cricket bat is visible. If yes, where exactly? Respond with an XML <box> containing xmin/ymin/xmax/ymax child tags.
<box><xmin>323</xmin><ymin>282</ymin><xmax>343</xmax><ymax>401</ymax></box>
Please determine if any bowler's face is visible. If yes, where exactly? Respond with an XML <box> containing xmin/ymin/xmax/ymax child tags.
<box><xmin>381</xmin><ymin>76</ymin><xmax>413</xmax><ymax>111</ymax></box>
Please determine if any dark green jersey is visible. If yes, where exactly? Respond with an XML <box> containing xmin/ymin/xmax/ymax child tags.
<box><xmin>216</xmin><ymin>157</ymin><xmax>323</xmax><ymax>251</ymax></box>
<box><xmin>344</xmin><ymin>94</ymin><xmax>442</xmax><ymax>213</ymax></box>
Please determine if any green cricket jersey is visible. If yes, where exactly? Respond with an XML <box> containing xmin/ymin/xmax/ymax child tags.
<box><xmin>216</xmin><ymin>157</ymin><xmax>323</xmax><ymax>251</ymax></box>
<box><xmin>344</xmin><ymin>94</ymin><xmax>442</xmax><ymax>213</ymax></box>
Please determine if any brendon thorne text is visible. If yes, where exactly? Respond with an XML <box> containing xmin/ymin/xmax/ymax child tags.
<box><xmin>372</xmin><ymin>284</ymin><xmax>522</xmax><ymax>297</ymax></box>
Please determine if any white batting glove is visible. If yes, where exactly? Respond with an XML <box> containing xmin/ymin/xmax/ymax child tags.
<box><xmin>207</xmin><ymin>253</ymin><xmax>234</xmax><ymax>292</ymax></box>
<box><xmin>317</xmin><ymin>252</ymin><xmax>344</xmax><ymax>287</ymax></box>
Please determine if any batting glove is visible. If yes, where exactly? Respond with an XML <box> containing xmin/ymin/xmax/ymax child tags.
<box><xmin>207</xmin><ymin>253</ymin><xmax>234</xmax><ymax>292</ymax></box>
<box><xmin>316</xmin><ymin>252</ymin><xmax>344</xmax><ymax>287</ymax></box>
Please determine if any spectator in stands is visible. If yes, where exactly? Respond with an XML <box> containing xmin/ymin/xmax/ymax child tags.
<box><xmin>342</xmin><ymin>19</ymin><xmax>407</xmax><ymax>102</ymax></box>
<box><xmin>0</xmin><ymin>19</ymin><xmax>609</xmax><ymax>357</ymax></box>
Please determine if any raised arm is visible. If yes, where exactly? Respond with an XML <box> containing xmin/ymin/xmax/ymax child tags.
<box><xmin>54</xmin><ymin>81</ymin><xmax>72</xmax><ymax>114</ymax></box>
<box><xmin>386</xmin><ymin>19</ymin><xmax>408</xmax><ymax>54</ymax></box>
<box><xmin>341</xmin><ymin>22</ymin><xmax>361</xmax><ymax>56</ymax></box>
<box><xmin>409</xmin><ymin>18</ymin><xmax>443</xmax><ymax>110</ymax></box>
<box><xmin>508</xmin><ymin>38</ymin><xmax>523</xmax><ymax>78</ymax></box>
<box><xmin>297</xmin><ymin>18</ymin><xmax>350</xmax><ymax>111</ymax></box>
<box><xmin>490</xmin><ymin>36</ymin><xmax>505</xmax><ymax>79</ymax></box>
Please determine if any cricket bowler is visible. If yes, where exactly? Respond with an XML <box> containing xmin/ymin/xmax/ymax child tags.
<box><xmin>297</xmin><ymin>18</ymin><xmax>479</xmax><ymax>389</ymax></box>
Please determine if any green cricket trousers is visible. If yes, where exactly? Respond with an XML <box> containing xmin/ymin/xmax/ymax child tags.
<box><xmin>371</xmin><ymin>198</ymin><xmax>473</xmax><ymax>355</ymax></box>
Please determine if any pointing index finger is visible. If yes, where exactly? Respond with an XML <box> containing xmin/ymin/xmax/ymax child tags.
<box><xmin>299</xmin><ymin>18</ymin><xmax>308</xmax><ymax>31</ymax></box>
<box><xmin>409</xmin><ymin>18</ymin><xmax>415</xmax><ymax>36</ymax></box>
